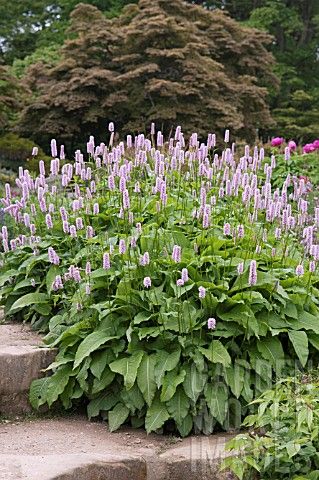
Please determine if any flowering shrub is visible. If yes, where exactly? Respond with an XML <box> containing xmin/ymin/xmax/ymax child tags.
<box><xmin>1</xmin><ymin>126</ymin><xmax>319</xmax><ymax>435</ymax></box>
<box><xmin>222</xmin><ymin>374</ymin><xmax>319</xmax><ymax>479</ymax></box>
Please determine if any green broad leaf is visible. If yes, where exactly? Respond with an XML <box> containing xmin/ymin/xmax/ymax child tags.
<box><xmin>176</xmin><ymin>414</ymin><xmax>193</xmax><ymax>437</ymax></box>
<box><xmin>120</xmin><ymin>383</ymin><xmax>145</xmax><ymax>411</ymax></box>
<box><xmin>288</xmin><ymin>330</ymin><xmax>309</xmax><ymax>367</ymax></box>
<box><xmin>19</xmin><ymin>253</ymin><xmax>49</xmax><ymax>274</ymax></box>
<box><xmin>171</xmin><ymin>281</ymin><xmax>194</xmax><ymax>298</ymax></box>
<box><xmin>46</xmin><ymin>265</ymin><xmax>60</xmax><ymax>294</ymax></box>
<box><xmin>293</xmin><ymin>311</ymin><xmax>319</xmax><ymax>334</ymax></box>
<box><xmin>60</xmin><ymin>377</ymin><xmax>76</xmax><ymax>409</ymax></box>
<box><xmin>283</xmin><ymin>302</ymin><xmax>298</xmax><ymax>319</ymax></box>
<box><xmin>145</xmin><ymin>395</ymin><xmax>170</xmax><ymax>433</ymax></box>
<box><xmin>231</xmin><ymin>269</ymin><xmax>276</xmax><ymax>291</ymax></box>
<box><xmin>244</xmin><ymin>456</ymin><xmax>260</xmax><ymax>471</ymax></box>
<box><xmin>33</xmin><ymin>303</ymin><xmax>52</xmax><ymax>316</ymax></box>
<box><xmin>0</xmin><ymin>269</ymin><xmax>16</xmax><ymax>287</ymax></box>
<box><xmin>109</xmin><ymin>351</ymin><xmax>144</xmax><ymax>390</ymax></box>
<box><xmin>46</xmin><ymin>364</ymin><xmax>73</xmax><ymax>407</ymax></box>
<box><xmin>257</xmin><ymin>336</ymin><xmax>285</xmax><ymax>370</ymax></box>
<box><xmin>224</xmin><ymin>363</ymin><xmax>245</xmax><ymax>398</ymax></box>
<box><xmin>217</xmin><ymin>304</ymin><xmax>252</xmax><ymax>323</ymax></box>
<box><xmin>108</xmin><ymin>403</ymin><xmax>130</xmax><ymax>432</ymax></box>
<box><xmin>205</xmin><ymin>383</ymin><xmax>228</xmax><ymax>425</ymax></box>
<box><xmin>74</xmin><ymin>332</ymin><xmax>118</xmax><ymax>369</ymax></box>
<box><xmin>87</xmin><ymin>392</ymin><xmax>118</xmax><ymax>419</ymax></box>
<box><xmin>286</xmin><ymin>442</ymin><xmax>301</xmax><ymax>458</ymax></box>
<box><xmin>13</xmin><ymin>278</ymin><xmax>39</xmax><ymax>291</ymax></box>
<box><xmin>91</xmin><ymin>366</ymin><xmax>115</xmax><ymax>394</ymax></box>
<box><xmin>160</xmin><ymin>369</ymin><xmax>186</xmax><ymax>402</ymax></box>
<box><xmin>167</xmin><ymin>387</ymin><xmax>190</xmax><ymax>425</ymax></box>
<box><xmin>221</xmin><ymin>457</ymin><xmax>244</xmax><ymax>480</ymax></box>
<box><xmin>29</xmin><ymin>377</ymin><xmax>51</xmax><ymax>409</ymax></box>
<box><xmin>183</xmin><ymin>364</ymin><xmax>207</xmax><ymax>403</ymax></box>
<box><xmin>76</xmin><ymin>357</ymin><xmax>91</xmax><ymax>393</ymax></box>
<box><xmin>154</xmin><ymin>348</ymin><xmax>181</xmax><ymax>388</ymax></box>
<box><xmin>48</xmin><ymin>314</ymin><xmax>64</xmax><ymax>331</ymax></box>
<box><xmin>133</xmin><ymin>311</ymin><xmax>153</xmax><ymax>324</ymax></box>
<box><xmin>90</xmin><ymin>350</ymin><xmax>113</xmax><ymax>380</ymax></box>
<box><xmin>199</xmin><ymin>341</ymin><xmax>231</xmax><ymax>367</ymax></box>
<box><xmin>137</xmin><ymin>326</ymin><xmax>161</xmax><ymax>339</ymax></box>
<box><xmin>91</xmin><ymin>268</ymin><xmax>114</xmax><ymax>279</ymax></box>
<box><xmin>44</xmin><ymin>356</ymin><xmax>73</xmax><ymax>372</ymax></box>
<box><xmin>189</xmin><ymin>350</ymin><xmax>205</xmax><ymax>372</ymax></box>
<box><xmin>308</xmin><ymin>333</ymin><xmax>319</xmax><ymax>351</ymax></box>
<box><xmin>9</xmin><ymin>292</ymin><xmax>49</xmax><ymax>314</ymax></box>
<box><xmin>137</xmin><ymin>354</ymin><xmax>157</xmax><ymax>406</ymax></box>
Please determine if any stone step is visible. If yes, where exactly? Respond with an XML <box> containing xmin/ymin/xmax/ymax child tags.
<box><xmin>0</xmin><ymin>322</ymin><xmax>56</xmax><ymax>414</ymax></box>
<box><xmin>0</xmin><ymin>416</ymin><xmax>231</xmax><ymax>480</ymax></box>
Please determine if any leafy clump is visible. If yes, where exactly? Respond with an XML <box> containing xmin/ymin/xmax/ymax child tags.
<box><xmin>222</xmin><ymin>375</ymin><xmax>319</xmax><ymax>479</ymax></box>
<box><xmin>1</xmin><ymin>126</ymin><xmax>319</xmax><ymax>436</ymax></box>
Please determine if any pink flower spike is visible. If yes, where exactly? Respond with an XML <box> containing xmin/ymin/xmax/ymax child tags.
<box><xmin>45</xmin><ymin>214</ymin><xmax>53</xmax><ymax>229</ymax></box>
<box><xmin>176</xmin><ymin>279</ymin><xmax>184</xmax><ymax>287</ymax></box>
<box><xmin>198</xmin><ymin>286</ymin><xmax>206</xmax><ymax>298</ymax></box>
<box><xmin>119</xmin><ymin>239</ymin><xmax>126</xmax><ymax>254</ymax></box>
<box><xmin>237</xmin><ymin>262</ymin><xmax>244</xmax><ymax>275</ymax></box>
<box><xmin>85</xmin><ymin>261</ymin><xmax>91</xmax><ymax>275</ymax></box>
<box><xmin>223</xmin><ymin>223</ymin><xmax>231</xmax><ymax>236</ymax></box>
<box><xmin>93</xmin><ymin>203</ymin><xmax>99</xmax><ymax>215</ymax></box>
<box><xmin>309</xmin><ymin>261</ymin><xmax>316</xmax><ymax>273</ymax></box>
<box><xmin>172</xmin><ymin>245</ymin><xmax>181</xmax><ymax>263</ymax></box>
<box><xmin>103</xmin><ymin>252</ymin><xmax>111</xmax><ymax>270</ymax></box>
<box><xmin>86</xmin><ymin>226</ymin><xmax>94</xmax><ymax>239</ymax></box>
<box><xmin>207</xmin><ymin>318</ymin><xmax>216</xmax><ymax>330</ymax></box>
<box><xmin>143</xmin><ymin>276</ymin><xmax>152</xmax><ymax>288</ymax></box>
<box><xmin>51</xmin><ymin>139</ymin><xmax>57</xmax><ymax>157</ymax></box>
<box><xmin>69</xmin><ymin>225</ymin><xmax>77</xmax><ymax>238</ymax></box>
<box><xmin>181</xmin><ymin>268</ymin><xmax>189</xmax><ymax>283</ymax></box>
<box><xmin>248</xmin><ymin>260</ymin><xmax>257</xmax><ymax>286</ymax></box>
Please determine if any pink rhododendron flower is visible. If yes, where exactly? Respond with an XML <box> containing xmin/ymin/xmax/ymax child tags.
<box><xmin>271</xmin><ymin>137</ymin><xmax>284</xmax><ymax>147</ymax></box>
<box><xmin>303</xmin><ymin>143</ymin><xmax>315</xmax><ymax>154</ymax></box>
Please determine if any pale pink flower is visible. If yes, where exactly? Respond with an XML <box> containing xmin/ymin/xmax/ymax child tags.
<box><xmin>143</xmin><ymin>276</ymin><xmax>151</xmax><ymax>288</ymax></box>
<box><xmin>207</xmin><ymin>318</ymin><xmax>216</xmax><ymax>329</ymax></box>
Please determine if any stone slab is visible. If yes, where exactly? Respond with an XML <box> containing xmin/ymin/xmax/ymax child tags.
<box><xmin>0</xmin><ymin>323</ymin><xmax>56</xmax><ymax>414</ymax></box>
<box><xmin>0</xmin><ymin>417</ymin><xmax>232</xmax><ymax>480</ymax></box>
<box><xmin>0</xmin><ymin>454</ymin><xmax>147</xmax><ymax>480</ymax></box>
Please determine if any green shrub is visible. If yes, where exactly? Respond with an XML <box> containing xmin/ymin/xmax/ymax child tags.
<box><xmin>0</xmin><ymin>133</ymin><xmax>50</xmax><ymax>172</ymax></box>
<box><xmin>222</xmin><ymin>375</ymin><xmax>319</xmax><ymax>479</ymax></box>
<box><xmin>1</xmin><ymin>129</ymin><xmax>319</xmax><ymax>436</ymax></box>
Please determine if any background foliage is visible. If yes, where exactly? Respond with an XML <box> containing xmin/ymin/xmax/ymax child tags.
<box><xmin>222</xmin><ymin>375</ymin><xmax>319</xmax><ymax>479</ymax></box>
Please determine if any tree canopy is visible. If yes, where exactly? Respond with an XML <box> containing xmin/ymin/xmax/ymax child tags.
<box><xmin>0</xmin><ymin>66</ymin><xmax>21</xmax><ymax>133</ymax></box>
<box><xmin>0</xmin><ymin>0</ymin><xmax>318</xmax><ymax>148</ymax></box>
<box><xmin>192</xmin><ymin>0</ymin><xmax>319</xmax><ymax>142</ymax></box>
<box><xmin>0</xmin><ymin>0</ymin><xmax>136</xmax><ymax>64</ymax></box>
<box><xmin>16</xmin><ymin>0</ymin><xmax>276</xmax><ymax>149</ymax></box>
